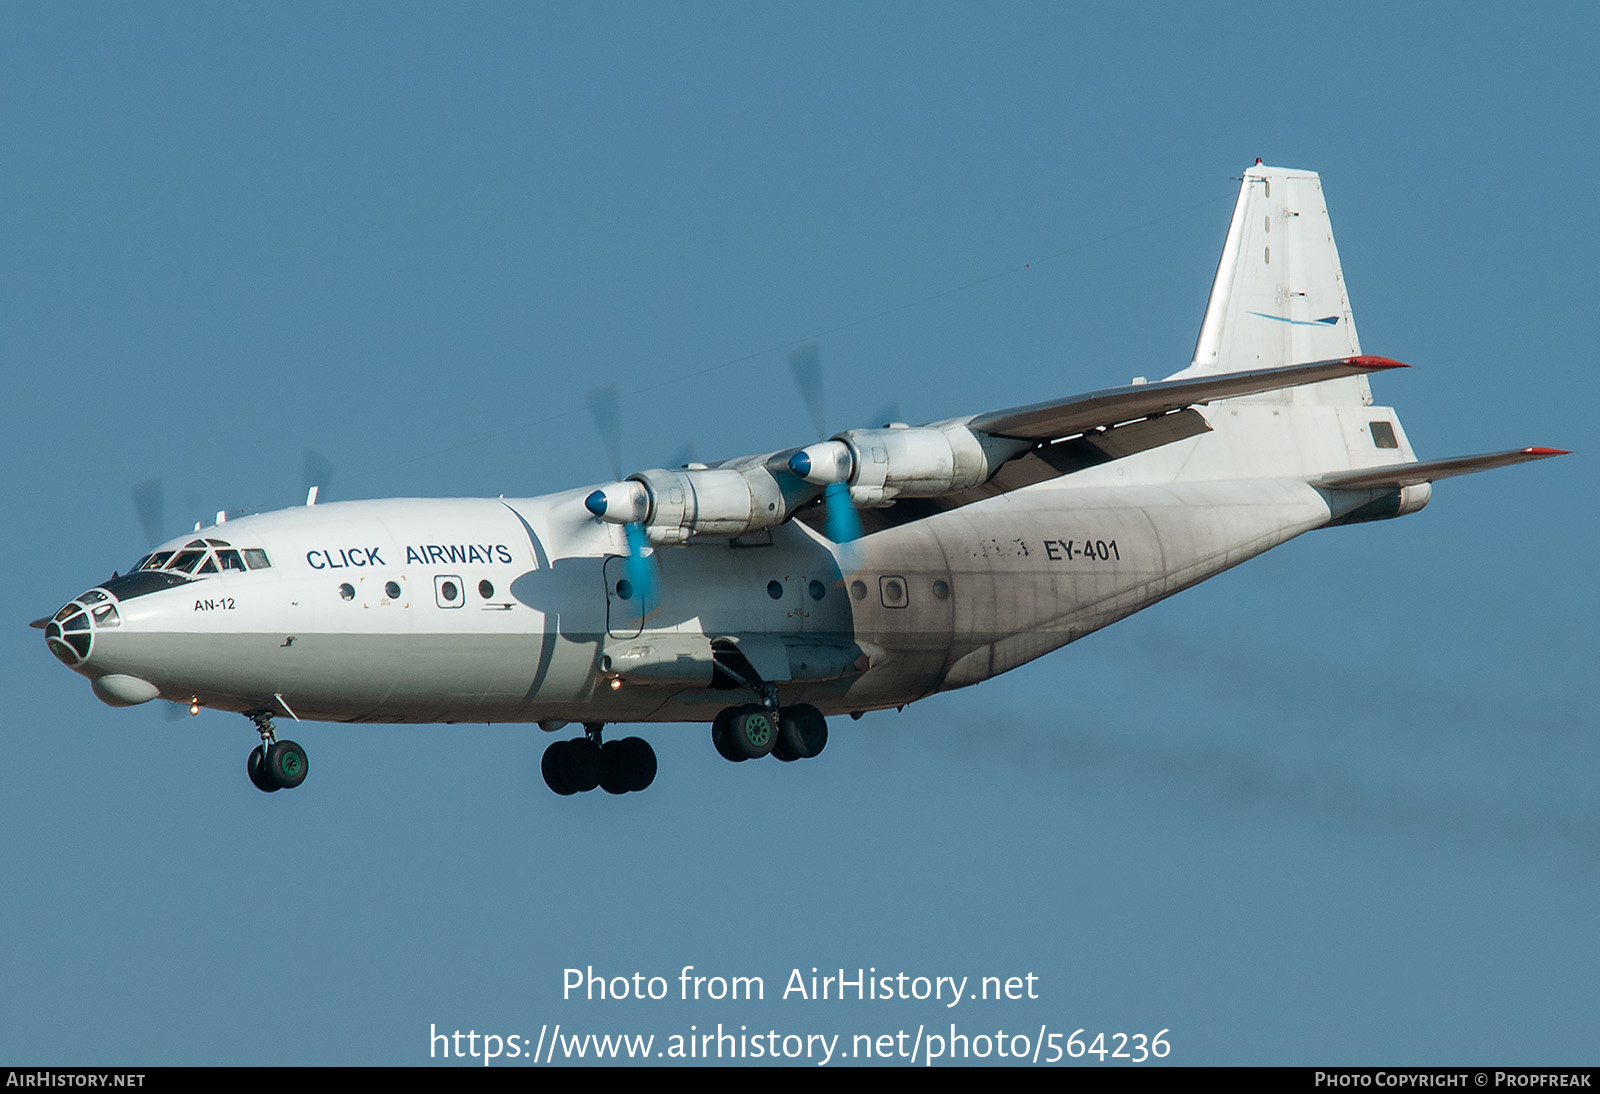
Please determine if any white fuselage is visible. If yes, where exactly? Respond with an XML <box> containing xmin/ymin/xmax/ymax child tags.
<box><xmin>51</xmin><ymin>444</ymin><xmax>1347</xmax><ymax>728</ymax></box>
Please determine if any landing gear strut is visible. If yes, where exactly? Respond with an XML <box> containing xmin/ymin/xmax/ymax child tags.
<box><xmin>244</xmin><ymin>712</ymin><xmax>309</xmax><ymax>793</ymax></box>
<box><xmin>542</xmin><ymin>723</ymin><xmax>656</xmax><ymax>796</ymax></box>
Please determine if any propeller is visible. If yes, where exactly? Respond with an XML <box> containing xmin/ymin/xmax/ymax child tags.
<box><xmin>584</xmin><ymin>384</ymin><xmax>659</xmax><ymax>608</ymax></box>
<box><xmin>667</xmin><ymin>441</ymin><xmax>701</xmax><ymax>469</ymax></box>
<box><xmin>130</xmin><ymin>478</ymin><xmax>203</xmax><ymax>541</ymax></box>
<box><xmin>303</xmin><ymin>449</ymin><xmax>333</xmax><ymax>505</ymax></box>
<box><xmin>134</xmin><ymin>447</ymin><xmax>336</xmax><ymax>547</ymax></box>
<box><xmin>786</xmin><ymin>344</ymin><xmax>863</xmax><ymax>545</ymax></box>
<box><xmin>132</xmin><ymin>479</ymin><xmax>165</xmax><ymax>548</ymax></box>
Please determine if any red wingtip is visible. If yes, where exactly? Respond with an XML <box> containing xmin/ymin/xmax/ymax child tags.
<box><xmin>1524</xmin><ymin>447</ymin><xmax>1570</xmax><ymax>456</ymax></box>
<box><xmin>1346</xmin><ymin>355</ymin><xmax>1410</xmax><ymax>371</ymax></box>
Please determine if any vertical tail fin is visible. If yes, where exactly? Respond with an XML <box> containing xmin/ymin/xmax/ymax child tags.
<box><xmin>1181</xmin><ymin>162</ymin><xmax>1370</xmax><ymax>407</ymax></box>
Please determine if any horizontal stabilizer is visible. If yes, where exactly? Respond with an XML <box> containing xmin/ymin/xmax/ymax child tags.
<box><xmin>1312</xmin><ymin>447</ymin><xmax>1569</xmax><ymax>491</ymax></box>
<box><xmin>971</xmin><ymin>356</ymin><xmax>1406</xmax><ymax>442</ymax></box>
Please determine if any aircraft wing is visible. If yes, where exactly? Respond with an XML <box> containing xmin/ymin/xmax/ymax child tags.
<box><xmin>1311</xmin><ymin>447</ymin><xmax>1569</xmax><ymax>491</ymax></box>
<box><xmin>812</xmin><ymin>356</ymin><xmax>1412</xmax><ymax>537</ymax></box>
<box><xmin>969</xmin><ymin>355</ymin><xmax>1407</xmax><ymax>441</ymax></box>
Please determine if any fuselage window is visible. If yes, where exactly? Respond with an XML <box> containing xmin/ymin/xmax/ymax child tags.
<box><xmin>339</xmin><ymin>583</ymin><xmax>355</xmax><ymax>601</ymax></box>
<box><xmin>478</xmin><ymin>579</ymin><xmax>494</xmax><ymax>599</ymax></box>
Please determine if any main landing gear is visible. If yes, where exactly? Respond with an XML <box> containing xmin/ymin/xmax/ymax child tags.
<box><xmin>542</xmin><ymin>723</ymin><xmax>657</xmax><ymax>796</ymax></box>
<box><xmin>713</xmin><ymin>702</ymin><xmax>828</xmax><ymax>763</ymax></box>
<box><xmin>244</xmin><ymin>712</ymin><xmax>308</xmax><ymax>793</ymax></box>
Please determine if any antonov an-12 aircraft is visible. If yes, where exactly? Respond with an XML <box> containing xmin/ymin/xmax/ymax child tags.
<box><xmin>37</xmin><ymin>163</ymin><xmax>1564</xmax><ymax>796</ymax></box>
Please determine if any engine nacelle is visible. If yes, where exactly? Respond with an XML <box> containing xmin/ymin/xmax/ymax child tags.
<box><xmin>835</xmin><ymin>422</ymin><xmax>1028</xmax><ymax>506</ymax></box>
<box><xmin>587</xmin><ymin>465</ymin><xmax>795</xmax><ymax>545</ymax></box>
<box><xmin>585</xmin><ymin>420</ymin><xmax>1029</xmax><ymax>542</ymax></box>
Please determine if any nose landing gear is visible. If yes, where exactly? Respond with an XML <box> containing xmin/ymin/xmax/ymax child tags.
<box><xmin>244</xmin><ymin>712</ymin><xmax>308</xmax><ymax>793</ymax></box>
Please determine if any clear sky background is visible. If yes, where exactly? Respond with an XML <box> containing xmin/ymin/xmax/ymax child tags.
<box><xmin>3</xmin><ymin>2</ymin><xmax>1594</xmax><ymax>1066</ymax></box>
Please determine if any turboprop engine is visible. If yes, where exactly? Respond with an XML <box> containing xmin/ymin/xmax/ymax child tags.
<box><xmin>584</xmin><ymin>459</ymin><xmax>803</xmax><ymax>546</ymax></box>
<box><xmin>788</xmin><ymin>421</ymin><xmax>1030</xmax><ymax>506</ymax></box>
<box><xmin>585</xmin><ymin>420</ymin><xmax>1031</xmax><ymax>545</ymax></box>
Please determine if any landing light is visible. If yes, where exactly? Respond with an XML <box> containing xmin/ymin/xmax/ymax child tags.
<box><xmin>608</xmin><ymin>677</ymin><xmax>623</xmax><ymax>691</ymax></box>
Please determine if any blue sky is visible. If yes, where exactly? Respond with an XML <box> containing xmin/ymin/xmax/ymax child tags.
<box><xmin>3</xmin><ymin>2</ymin><xmax>1594</xmax><ymax>1065</ymax></box>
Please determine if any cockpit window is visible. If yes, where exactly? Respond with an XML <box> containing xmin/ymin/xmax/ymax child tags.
<box><xmin>169</xmin><ymin>549</ymin><xmax>208</xmax><ymax>574</ymax></box>
<box><xmin>129</xmin><ymin>541</ymin><xmax>268</xmax><ymax>579</ymax></box>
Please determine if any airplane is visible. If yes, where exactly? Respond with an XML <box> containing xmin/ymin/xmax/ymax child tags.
<box><xmin>35</xmin><ymin>162</ymin><xmax>1566</xmax><ymax>797</ymax></box>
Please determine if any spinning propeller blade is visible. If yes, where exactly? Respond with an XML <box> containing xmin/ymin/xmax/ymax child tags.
<box><xmin>132</xmin><ymin>479</ymin><xmax>165</xmax><ymax>547</ymax></box>
<box><xmin>586</xmin><ymin>383</ymin><xmax>659</xmax><ymax>605</ymax></box>
<box><xmin>787</xmin><ymin>343</ymin><xmax>861</xmax><ymax>545</ymax></box>
<box><xmin>303</xmin><ymin>449</ymin><xmax>333</xmax><ymax>504</ymax></box>
<box><xmin>823</xmin><ymin>480</ymin><xmax>863</xmax><ymax>545</ymax></box>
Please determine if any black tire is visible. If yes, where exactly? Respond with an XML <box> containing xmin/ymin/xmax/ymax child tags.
<box><xmin>727</xmin><ymin>705</ymin><xmax>776</xmax><ymax>760</ymax></box>
<box><xmin>711</xmin><ymin>708</ymin><xmax>746</xmax><ymax>763</ymax></box>
<box><xmin>247</xmin><ymin>745</ymin><xmax>280</xmax><ymax>793</ymax></box>
<box><xmin>561</xmin><ymin>737</ymin><xmax>602</xmax><ymax>793</ymax></box>
<box><xmin>621</xmin><ymin>737</ymin><xmax>656</xmax><ymax>792</ymax></box>
<box><xmin>777</xmin><ymin>704</ymin><xmax>828</xmax><ymax>760</ymax></box>
<box><xmin>599</xmin><ymin>740</ymin><xmax>632</xmax><ymax>795</ymax></box>
<box><xmin>267</xmin><ymin>740</ymin><xmax>309</xmax><ymax>789</ymax></box>
<box><xmin>541</xmin><ymin>740</ymin><xmax>577</xmax><ymax>795</ymax></box>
